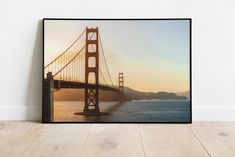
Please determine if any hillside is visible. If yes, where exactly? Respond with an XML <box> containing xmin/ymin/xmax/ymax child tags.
<box><xmin>124</xmin><ymin>87</ymin><xmax>188</xmax><ymax>100</ymax></box>
<box><xmin>54</xmin><ymin>87</ymin><xmax>188</xmax><ymax>101</ymax></box>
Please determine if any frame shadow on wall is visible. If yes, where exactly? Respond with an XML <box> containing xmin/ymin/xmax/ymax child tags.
<box><xmin>24</xmin><ymin>20</ymin><xmax>43</xmax><ymax>121</ymax></box>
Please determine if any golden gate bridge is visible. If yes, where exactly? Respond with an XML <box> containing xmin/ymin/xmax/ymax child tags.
<box><xmin>43</xmin><ymin>27</ymin><xmax>126</xmax><ymax>122</ymax></box>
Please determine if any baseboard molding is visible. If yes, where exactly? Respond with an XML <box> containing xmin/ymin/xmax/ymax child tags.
<box><xmin>0</xmin><ymin>105</ymin><xmax>234</xmax><ymax>121</ymax></box>
<box><xmin>0</xmin><ymin>105</ymin><xmax>42</xmax><ymax>121</ymax></box>
<box><xmin>193</xmin><ymin>106</ymin><xmax>235</xmax><ymax>121</ymax></box>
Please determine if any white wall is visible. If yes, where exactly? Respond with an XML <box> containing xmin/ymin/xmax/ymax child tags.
<box><xmin>0</xmin><ymin>0</ymin><xmax>235</xmax><ymax>121</ymax></box>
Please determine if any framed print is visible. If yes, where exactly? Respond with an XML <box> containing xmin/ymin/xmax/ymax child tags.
<box><xmin>43</xmin><ymin>18</ymin><xmax>192</xmax><ymax>123</ymax></box>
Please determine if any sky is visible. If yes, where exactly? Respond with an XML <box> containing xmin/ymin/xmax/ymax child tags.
<box><xmin>44</xmin><ymin>20</ymin><xmax>190</xmax><ymax>93</ymax></box>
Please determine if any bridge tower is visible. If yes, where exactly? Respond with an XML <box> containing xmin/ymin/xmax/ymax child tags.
<box><xmin>43</xmin><ymin>72</ymin><xmax>54</xmax><ymax>122</ymax></box>
<box><xmin>83</xmin><ymin>27</ymin><xmax>100</xmax><ymax>114</ymax></box>
<box><xmin>118</xmin><ymin>72</ymin><xmax>124</xmax><ymax>92</ymax></box>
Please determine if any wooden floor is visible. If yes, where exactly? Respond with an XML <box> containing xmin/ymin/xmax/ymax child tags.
<box><xmin>0</xmin><ymin>122</ymin><xmax>235</xmax><ymax>157</ymax></box>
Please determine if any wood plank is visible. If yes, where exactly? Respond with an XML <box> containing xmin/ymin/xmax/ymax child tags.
<box><xmin>0</xmin><ymin>121</ymin><xmax>42</xmax><ymax>157</ymax></box>
<box><xmin>80</xmin><ymin>124</ymin><xmax>145</xmax><ymax>157</ymax></box>
<box><xmin>2</xmin><ymin>122</ymin><xmax>235</xmax><ymax>157</ymax></box>
<box><xmin>0</xmin><ymin>121</ymin><xmax>91</xmax><ymax>157</ymax></box>
<box><xmin>190</xmin><ymin>122</ymin><xmax>235</xmax><ymax>157</ymax></box>
<box><xmin>140</xmin><ymin>124</ymin><xmax>209</xmax><ymax>157</ymax></box>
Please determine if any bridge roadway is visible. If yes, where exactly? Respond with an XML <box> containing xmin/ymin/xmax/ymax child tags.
<box><xmin>51</xmin><ymin>79</ymin><xmax>121</xmax><ymax>92</ymax></box>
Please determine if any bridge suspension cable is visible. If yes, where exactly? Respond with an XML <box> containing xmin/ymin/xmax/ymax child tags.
<box><xmin>98</xmin><ymin>33</ymin><xmax>114</xmax><ymax>87</ymax></box>
<box><xmin>44</xmin><ymin>29</ymin><xmax>86</xmax><ymax>68</ymax></box>
<box><xmin>45</xmin><ymin>30</ymin><xmax>97</xmax><ymax>82</ymax></box>
<box><xmin>44</xmin><ymin>27</ymin><xmax>119</xmax><ymax>89</ymax></box>
<box><xmin>99</xmin><ymin>67</ymin><xmax>108</xmax><ymax>85</ymax></box>
<box><xmin>53</xmin><ymin>45</ymin><xmax>85</xmax><ymax>77</ymax></box>
<box><xmin>88</xmin><ymin>32</ymin><xmax>110</xmax><ymax>86</ymax></box>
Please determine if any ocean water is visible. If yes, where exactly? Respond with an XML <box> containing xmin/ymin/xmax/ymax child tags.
<box><xmin>54</xmin><ymin>100</ymin><xmax>191</xmax><ymax>122</ymax></box>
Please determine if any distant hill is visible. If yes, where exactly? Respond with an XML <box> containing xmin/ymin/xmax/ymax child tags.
<box><xmin>176</xmin><ymin>91</ymin><xmax>190</xmax><ymax>98</ymax></box>
<box><xmin>54</xmin><ymin>89</ymin><xmax>120</xmax><ymax>101</ymax></box>
<box><xmin>54</xmin><ymin>87</ymin><xmax>188</xmax><ymax>101</ymax></box>
<box><xmin>124</xmin><ymin>87</ymin><xmax>188</xmax><ymax>100</ymax></box>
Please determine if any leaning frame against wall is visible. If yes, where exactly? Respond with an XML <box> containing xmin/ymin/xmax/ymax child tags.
<box><xmin>42</xmin><ymin>18</ymin><xmax>192</xmax><ymax>123</ymax></box>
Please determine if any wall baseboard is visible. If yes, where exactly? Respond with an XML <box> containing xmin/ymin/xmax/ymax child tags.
<box><xmin>193</xmin><ymin>106</ymin><xmax>235</xmax><ymax>121</ymax></box>
<box><xmin>0</xmin><ymin>106</ymin><xmax>42</xmax><ymax>121</ymax></box>
<box><xmin>0</xmin><ymin>105</ymin><xmax>234</xmax><ymax>121</ymax></box>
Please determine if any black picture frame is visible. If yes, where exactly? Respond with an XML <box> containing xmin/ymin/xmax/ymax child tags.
<box><xmin>42</xmin><ymin>18</ymin><xmax>192</xmax><ymax>123</ymax></box>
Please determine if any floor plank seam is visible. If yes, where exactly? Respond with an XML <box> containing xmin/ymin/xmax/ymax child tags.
<box><xmin>187</xmin><ymin>124</ymin><xmax>212</xmax><ymax>157</ymax></box>
<box><xmin>78</xmin><ymin>124</ymin><xmax>93</xmax><ymax>157</ymax></box>
<box><xmin>138</xmin><ymin>124</ymin><xmax>147</xmax><ymax>157</ymax></box>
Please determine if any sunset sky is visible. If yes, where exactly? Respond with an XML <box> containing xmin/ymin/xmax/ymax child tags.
<box><xmin>44</xmin><ymin>20</ymin><xmax>190</xmax><ymax>93</ymax></box>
